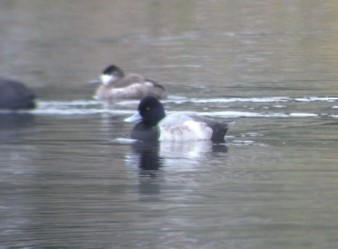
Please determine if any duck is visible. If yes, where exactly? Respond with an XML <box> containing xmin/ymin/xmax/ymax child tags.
<box><xmin>0</xmin><ymin>77</ymin><xmax>36</xmax><ymax>110</ymax></box>
<box><xmin>91</xmin><ymin>65</ymin><xmax>168</xmax><ymax>101</ymax></box>
<box><xmin>124</xmin><ymin>96</ymin><xmax>228</xmax><ymax>142</ymax></box>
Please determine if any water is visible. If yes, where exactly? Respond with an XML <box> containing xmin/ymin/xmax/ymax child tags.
<box><xmin>1</xmin><ymin>1</ymin><xmax>338</xmax><ymax>249</ymax></box>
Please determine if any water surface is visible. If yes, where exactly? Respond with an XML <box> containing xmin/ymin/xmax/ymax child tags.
<box><xmin>0</xmin><ymin>1</ymin><xmax>338</xmax><ymax>249</ymax></box>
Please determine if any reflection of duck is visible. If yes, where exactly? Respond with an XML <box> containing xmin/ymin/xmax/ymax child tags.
<box><xmin>0</xmin><ymin>113</ymin><xmax>35</xmax><ymax>128</ymax></box>
<box><xmin>131</xmin><ymin>141</ymin><xmax>162</xmax><ymax>171</ymax></box>
<box><xmin>92</xmin><ymin>65</ymin><xmax>167</xmax><ymax>102</ymax></box>
<box><xmin>159</xmin><ymin>140</ymin><xmax>227</xmax><ymax>158</ymax></box>
<box><xmin>0</xmin><ymin>113</ymin><xmax>35</xmax><ymax>143</ymax></box>
<box><xmin>125</xmin><ymin>96</ymin><xmax>229</xmax><ymax>142</ymax></box>
<box><xmin>0</xmin><ymin>77</ymin><xmax>36</xmax><ymax>110</ymax></box>
<box><xmin>159</xmin><ymin>141</ymin><xmax>228</xmax><ymax>170</ymax></box>
<box><xmin>129</xmin><ymin>140</ymin><xmax>227</xmax><ymax>172</ymax></box>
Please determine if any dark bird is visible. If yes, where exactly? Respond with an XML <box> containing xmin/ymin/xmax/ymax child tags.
<box><xmin>0</xmin><ymin>77</ymin><xmax>36</xmax><ymax>110</ymax></box>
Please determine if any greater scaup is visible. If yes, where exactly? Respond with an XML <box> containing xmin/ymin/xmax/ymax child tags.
<box><xmin>0</xmin><ymin>77</ymin><xmax>36</xmax><ymax>110</ymax></box>
<box><xmin>92</xmin><ymin>65</ymin><xmax>168</xmax><ymax>101</ymax></box>
<box><xmin>124</xmin><ymin>96</ymin><xmax>228</xmax><ymax>142</ymax></box>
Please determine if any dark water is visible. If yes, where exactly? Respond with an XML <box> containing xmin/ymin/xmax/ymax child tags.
<box><xmin>1</xmin><ymin>1</ymin><xmax>338</xmax><ymax>249</ymax></box>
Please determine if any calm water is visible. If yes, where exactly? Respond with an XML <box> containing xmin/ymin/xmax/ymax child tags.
<box><xmin>1</xmin><ymin>1</ymin><xmax>338</xmax><ymax>249</ymax></box>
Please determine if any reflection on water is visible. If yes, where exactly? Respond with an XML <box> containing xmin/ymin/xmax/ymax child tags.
<box><xmin>128</xmin><ymin>140</ymin><xmax>228</xmax><ymax>172</ymax></box>
<box><xmin>0</xmin><ymin>113</ymin><xmax>35</xmax><ymax>131</ymax></box>
<box><xmin>0</xmin><ymin>113</ymin><xmax>35</xmax><ymax>146</ymax></box>
<box><xmin>1</xmin><ymin>0</ymin><xmax>338</xmax><ymax>248</ymax></box>
<box><xmin>130</xmin><ymin>141</ymin><xmax>163</xmax><ymax>171</ymax></box>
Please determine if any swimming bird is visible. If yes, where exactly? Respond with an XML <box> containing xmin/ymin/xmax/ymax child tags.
<box><xmin>124</xmin><ymin>96</ymin><xmax>228</xmax><ymax>142</ymax></box>
<box><xmin>0</xmin><ymin>77</ymin><xmax>36</xmax><ymax>110</ymax></box>
<box><xmin>92</xmin><ymin>65</ymin><xmax>167</xmax><ymax>102</ymax></box>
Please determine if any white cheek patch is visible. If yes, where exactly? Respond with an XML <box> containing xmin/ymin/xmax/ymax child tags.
<box><xmin>100</xmin><ymin>74</ymin><xmax>116</xmax><ymax>85</ymax></box>
<box><xmin>145</xmin><ymin>81</ymin><xmax>154</xmax><ymax>87</ymax></box>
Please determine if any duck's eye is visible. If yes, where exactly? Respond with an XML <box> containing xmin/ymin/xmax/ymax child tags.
<box><xmin>146</xmin><ymin>107</ymin><xmax>151</xmax><ymax>111</ymax></box>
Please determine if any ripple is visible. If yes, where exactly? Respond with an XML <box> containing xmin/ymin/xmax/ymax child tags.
<box><xmin>111</xmin><ymin>138</ymin><xmax>137</xmax><ymax>144</ymax></box>
<box><xmin>289</xmin><ymin>113</ymin><xmax>319</xmax><ymax>117</ymax></box>
<box><xmin>27</xmin><ymin>96</ymin><xmax>337</xmax><ymax>118</ymax></box>
<box><xmin>32</xmin><ymin>108</ymin><xmax>133</xmax><ymax>115</ymax></box>
<box><xmin>38</xmin><ymin>100</ymin><xmax>100</xmax><ymax>107</ymax></box>
<box><xmin>171</xmin><ymin>96</ymin><xmax>290</xmax><ymax>104</ymax></box>
<box><xmin>171</xmin><ymin>96</ymin><xmax>338</xmax><ymax>104</ymax></box>
<box><xmin>231</xmin><ymin>140</ymin><xmax>255</xmax><ymax>146</ymax></box>
<box><xmin>197</xmin><ymin>111</ymin><xmax>319</xmax><ymax>118</ymax></box>
<box><xmin>294</xmin><ymin>97</ymin><xmax>338</xmax><ymax>102</ymax></box>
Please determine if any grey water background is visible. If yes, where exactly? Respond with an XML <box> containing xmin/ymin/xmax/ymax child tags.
<box><xmin>1</xmin><ymin>1</ymin><xmax>338</xmax><ymax>248</ymax></box>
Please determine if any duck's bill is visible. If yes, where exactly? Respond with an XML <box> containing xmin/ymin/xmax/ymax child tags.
<box><xmin>124</xmin><ymin>112</ymin><xmax>142</xmax><ymax>123</ymax></box>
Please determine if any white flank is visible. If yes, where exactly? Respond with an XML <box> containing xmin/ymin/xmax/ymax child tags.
<box><xmin>159</xmin><ymin>114</ymin><xmax>212</xmax><ymax>141</ymax></box>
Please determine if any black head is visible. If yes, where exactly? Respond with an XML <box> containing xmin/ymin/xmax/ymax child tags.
<box><xmin>138</xmin><ymin>96</ymin><xmax>166</xmax><ymax>126</ymax></box>
<box><xmin>102</xmin><ymin>64</ymin><xmax>125</xmax><ymax>78</ymax></box>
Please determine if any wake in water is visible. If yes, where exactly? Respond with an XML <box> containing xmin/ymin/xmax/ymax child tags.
<box><xmin>27</xmin><ymin>95</ymin><xmax>337</xmax><ymax>119</ymax></box>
